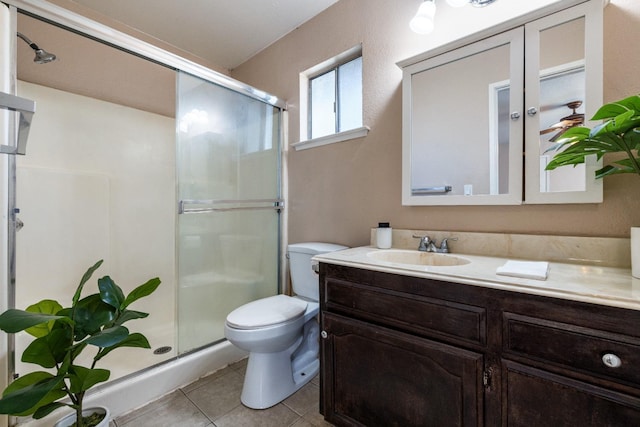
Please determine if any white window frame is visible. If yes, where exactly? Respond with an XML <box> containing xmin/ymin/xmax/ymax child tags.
<box><xmin>294</xmin><ymin>44</ymin><xmax>368</xmax><ymax>151</ymax></box>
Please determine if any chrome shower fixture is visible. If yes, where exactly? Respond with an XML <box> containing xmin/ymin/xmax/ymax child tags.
<box><xmin>16</xmin><ymin>32</ymin><xmax>56</xmax><ymax>64</ymax></box>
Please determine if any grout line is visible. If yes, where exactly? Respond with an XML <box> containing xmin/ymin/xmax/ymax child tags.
<box><xmin>181</xmin><ymin>388</ymin><xmax>219</xmax><ymax>424</ymax></box>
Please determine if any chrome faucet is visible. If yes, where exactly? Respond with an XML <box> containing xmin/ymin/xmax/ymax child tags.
<box><xmin>414</xmin><ymin>234</ymin><xmax>457</xmax><ymax>253</ymax></box>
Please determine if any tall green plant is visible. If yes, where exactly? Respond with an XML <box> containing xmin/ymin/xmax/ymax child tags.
<box><xmin>545</xmin><ymin>94</ymin><xmax>640</xmax><ymax>178</ymax></box>
<box><xmin>0</xmin><ymin>260</ymin><xmax>160</xmax><ymax>427</ymax></box>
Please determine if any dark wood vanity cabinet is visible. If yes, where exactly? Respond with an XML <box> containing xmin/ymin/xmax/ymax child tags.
<box><xmin>322</xmin><ymin>312</ymin><xmax>484</xmax><ymax>426</ymax></box>
<box><xmin>319</xmin><ymin>263</ymin><xmax>640</xmax><ymax>426</ymax></box>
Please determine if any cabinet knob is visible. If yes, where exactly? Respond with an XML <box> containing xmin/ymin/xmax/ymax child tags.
<box><xmin>527</xmin><ymin>107</ymin><xmax>538</xmax><ymax>116</ymax></box>
<box><xmin>510</xmin><ymin>111</ymin><xmax>521</xmax><ymax>120</ymax></box>
<box><xmin>321</xmin><ymin>330</ymin><xmax>328</xmax><ymax>339</ymax></box>
<box><xmin>602</xmin><ymin>353</ymin><xmax>622</xmax><ymax>368</ymax></box>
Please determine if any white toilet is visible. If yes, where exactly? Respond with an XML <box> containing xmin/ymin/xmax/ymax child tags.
<box><xmin>224</xmin><ymin>242</ymin><xmax>347</xmax><ymax>409</ymax></box>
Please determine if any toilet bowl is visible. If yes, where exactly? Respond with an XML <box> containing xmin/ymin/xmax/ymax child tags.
<box><xmin>224</xmin><ymin>242</ymin><xmax>347</xmax><ymax>409</ymax></box>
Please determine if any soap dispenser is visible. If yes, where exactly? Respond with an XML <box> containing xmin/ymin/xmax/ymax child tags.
<box><xmin>376</xmin><ymin>222</ymin><xmax>392</xmax><ymax>249</ymax></box>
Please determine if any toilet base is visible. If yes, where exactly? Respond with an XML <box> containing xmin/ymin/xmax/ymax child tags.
<box><xmin>240</xmin><ymin>349</ymin><xmax>318</xmax><ymax>409</ymax></box>
<box><xmin>240</xmin><ymin>320</ymin><xmax>320</xmax><ymax>409</ymax></box>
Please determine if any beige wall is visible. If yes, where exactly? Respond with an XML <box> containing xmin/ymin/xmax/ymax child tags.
<box><xmin>45</xmin><ymin>0</ymin><xmax>227</xmax><ymax>75</ymax></box>
<box><xmin>231</xmin><ymin>0</ymin><xmax>640</xmax><ymax>247</ymax></box>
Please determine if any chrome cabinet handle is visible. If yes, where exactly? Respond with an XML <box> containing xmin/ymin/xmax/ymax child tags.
<box><xmin>527</xmin><ymin>107</ymin><xmax>538</xmax><ymax>116</ymax></box>
<box><xmin>602</xmin><ymin>353</ymin><xmax>622</xmax><ymax>368</ymax></box>
<box><xmin>510</xmin><ymin>111</ymin><xmax>521</xmax><ymax>120</ymax></box>
<box><xmin>321</xmin><ymin>331</ymin><xmax>328</xmax><ymax>339</ymax></box>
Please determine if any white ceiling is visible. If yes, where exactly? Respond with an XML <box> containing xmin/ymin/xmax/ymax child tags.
<box><xmin>70</xmin><ymin>0</ymin><xmax>339</xmax><ymax>70</ymax></box>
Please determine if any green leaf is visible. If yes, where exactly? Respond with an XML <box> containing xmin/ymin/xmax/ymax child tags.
<box><xmin>618</xmin><ymin>94</ymin><xmax>640</xmax><ymax>112</ymax></box>
<box><xmin>22</xmin><ymin>337</ymin><xmax>57</xmax><ymax>369</ymax></box>
<box><xmin>98</xmin><ymin>276</ymin><xmax>125</xmax><ymax>310</ymax></box>
<box><xmin>556</xmin><ymin>125</ymin><xmax>591</xmax><ymax>140</ymax></box>
<box><xmin>0</xmin><ymin>309</ymin><xmax>66</xmax><ymax>334</ymax></box>
<box><xmin>114</xmin><ymin>309</ymin><xmax>149</xmax><ymax>326</ymax></box>
<box><xmin>72</xmin><ymin>260</ymin><xmax>104</xmax><ymax>307</ymax></box>
<box><xmin>22</xmin><ymin>328</ymin><xmax>72</xmax><ymax>368</ymax></box>
<box><xmin>122</xmin><ymin>278</ymin><xmax>161</xmax><ymax>310</ymax></box>
<box><xmin>68</xmin><ymin>365</ymin><xmax>110</xmax><ymax>394</ymax></box>
<box><xmin>0</xmin><ymin>372</ymin><xmax>65</xmax><ymax>415</ymax></box>
<box><xmin>24</xmin><ymin>300</ymin><xmax>64</xmax><ymax>338</ymax></box>
<box><xmin>73</xmin><ymin>295</ymin><xmax>116</xmax><ymax>340</ymax></box>
<box><xmin>595</xmin><ymin>164</ymin><xmax>623</xmax><ymax>178</ymax></box>
<box><xmin>83</xmin><ymin>325</ymin><xmax>129</xmax><ymax>348</ymax></box>
<box><xmin>32</xmin><ymin>402</ymin><xmax>68</xmax><ymax>420</ymax></box>
<box><xmin>95</xmin><ymin>332</ymin><xmax>151</xmax><ymax>362</ymax></box>
<box><xmin>592</xmin><ymin>110</ymin><xmax>636</xmax><ymax>137</ymax></box>
<box><xmin>591</xmin><ymin>95</ymin><xmax>640</xmax><ymax>120</ymax></box>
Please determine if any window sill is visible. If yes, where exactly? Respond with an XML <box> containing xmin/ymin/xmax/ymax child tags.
<box><xmin>292</xmin><ymin>126</ymin><xmax>370</xmax><ymax>151</ymax></box>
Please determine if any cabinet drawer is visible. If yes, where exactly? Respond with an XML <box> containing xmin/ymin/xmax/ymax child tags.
<box><xmin>504</xmin><ymin>313</ymin><xmax>640</xmax><ymax>386</ymax></box>
<box><xmin>325</xmin><ymin>278</ymin><xmax>486</xmax><ymax>346</ymax></box>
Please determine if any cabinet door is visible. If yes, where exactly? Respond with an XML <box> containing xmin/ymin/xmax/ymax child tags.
<box><xmin>523</xmin><ymin>0</ymin><xmax>604</xmax><ymax>204</ymax></box>
<box><xmin>503</xmin><ymin>360</ymin><xmax>640</xmax><ymax>426</ymax></box>
<box><xmin>401</xmin><ymin>27</ymin><xmax>524</xmax><ymax>206</ymax></box>
<box><xmin>321</xmin><ymin>312</ymin><xmax>484</xmax><ymax>427</ymax></box>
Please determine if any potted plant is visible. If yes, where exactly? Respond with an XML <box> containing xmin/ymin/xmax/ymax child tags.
<box><xmin>0</xmin><ymin>260</ymin><xmax>161</xmax><ymax>427</ymax></box>
<box><xmin>546</xmin><ymin>94</ymin><xmax>640</xmax><ymax>278</ymax></box>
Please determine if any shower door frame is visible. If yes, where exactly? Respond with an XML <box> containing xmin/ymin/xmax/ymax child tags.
<box><xmin>0</xmin><ymin>0</ymin><xmax>287</xmax><ymax>405</ymax></box>
<box><xmin>0</xmin><ymin>6</ymin><xmax>18</xmax><ymax>425</ymax></box>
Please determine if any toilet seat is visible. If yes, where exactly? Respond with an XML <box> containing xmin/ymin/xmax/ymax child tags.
<box><xmin>226</xmin><ymin>294</ymin><xmax>308</xmax><ymax>330</ymax></box>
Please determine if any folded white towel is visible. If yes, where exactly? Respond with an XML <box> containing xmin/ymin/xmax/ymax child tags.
<box><xmin>496</xmin><ymin>260</ymin><xmax>549</xmax><ymax>281</ymax></box>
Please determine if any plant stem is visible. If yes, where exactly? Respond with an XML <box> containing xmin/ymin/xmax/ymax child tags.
<box><xmin>622</xmin><ymin>134</ymin><xmax>640</xmax><ymax>175</ymax></box>
<box><xmin>76</xmin><ymin>405</ymin><xmax>84</xmax><ymax>427</ymax></box>
<box><xmin>76</xmin><ymin>392</ymin><xmax>85</xmax><ymax>427</ymax></box>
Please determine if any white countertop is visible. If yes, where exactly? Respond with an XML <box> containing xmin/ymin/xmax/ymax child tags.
<box><xmin>314</xmin><ymin>246</ymin><xmax>640</xmax><ymax>311</ymax></box>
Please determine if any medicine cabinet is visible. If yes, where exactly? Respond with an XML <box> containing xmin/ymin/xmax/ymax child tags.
<box><xmin>399</xmin><ymin>0</ymin><xmax>604</xmax><ymax>206</ymax></box>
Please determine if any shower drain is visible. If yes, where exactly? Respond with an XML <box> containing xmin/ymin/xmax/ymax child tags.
<box><xmin>153</xmin><ymin>346</ymin><xmax>173</xmax><ymax>355</ymax></box>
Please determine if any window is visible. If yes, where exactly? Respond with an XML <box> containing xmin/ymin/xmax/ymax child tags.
<box><xmin>294</xmin><ymin>45</ymin><xmax>368</xmax><ymax>151</ymax></box>
<box><xmin>309</xmin><ymin>56</ymin><xmax>362</xmax><ymax>139</ymax></box>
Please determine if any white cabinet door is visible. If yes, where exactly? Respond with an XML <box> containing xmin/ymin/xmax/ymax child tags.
<box><xmin>524</xmin><ymin>0</ymin><xmax>604</xmax><ymax>204</ymax></box>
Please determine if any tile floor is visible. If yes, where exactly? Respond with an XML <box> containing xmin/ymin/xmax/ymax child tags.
<box><xmin>111</xmin><ymin>359</ymin><xmax>333</xmax><ymax>427</ymax></box>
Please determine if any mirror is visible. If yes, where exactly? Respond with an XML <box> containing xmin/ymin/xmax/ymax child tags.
<box><xmin>401</xmin><ymin>1</ymin><xmax>603</xmax><ymax>206</ymax></box>
<box><xmin>411</xmin><ymin>43</ymin><xmax>510</xmax><ymax>196</ymax></box>
<box><xmin>537</xmin><ymin>18</ymin><xmax>586</xmax><ymax>193</ymax></box>
<box><xmin>402</xmin><ymin>28</ymin><xmax>524</xmax><ymax>206</ymax></box>
<box><xmin>524</xmin><ymin>3</ymin><xmax>603</xmax><ymax>204</ymax></box>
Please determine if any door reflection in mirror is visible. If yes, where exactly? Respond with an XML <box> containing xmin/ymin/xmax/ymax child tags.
<box><xmin>410</xmin><ymin>42</ymin><xmax>511</xmax><ymax>196</ymax></box>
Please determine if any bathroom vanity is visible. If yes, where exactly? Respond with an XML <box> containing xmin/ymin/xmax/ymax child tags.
<box><xmin>316</xmin><ymin>246</ymin><xmax>640</xmax><ymax>426</ymax></box>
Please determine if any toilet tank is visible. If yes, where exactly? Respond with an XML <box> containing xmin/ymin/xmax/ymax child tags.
<box><xmin>288</xmin><ymin>242</ymin><xmax>347</xmax><ymax>301</ymax></box>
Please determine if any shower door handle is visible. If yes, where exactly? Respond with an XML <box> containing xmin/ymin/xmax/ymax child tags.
<box><xmin>0</xmin><ymin>91</ymin><xmax>36</xmax><ymax>155</ymax></box>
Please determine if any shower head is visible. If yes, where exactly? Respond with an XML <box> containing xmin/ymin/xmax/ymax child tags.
<box><xmin>17</xmin><ymin>32</ymin><xmax>56</xmax><ymax>64</ymax></box>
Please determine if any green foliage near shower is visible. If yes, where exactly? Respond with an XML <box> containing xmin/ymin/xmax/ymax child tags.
<box><xmin>546</xmin><ymin>94</ymin><xmax>640</xmax><ymax>178</ymax></box>
<box><xmin>0</xmin><ymin>260</ymin><xmax>160</xmax><ymax>427</ymax></box>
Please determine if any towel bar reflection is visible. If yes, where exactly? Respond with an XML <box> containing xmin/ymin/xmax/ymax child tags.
<box><xmin>412</xmin><ymin>186</ymin><xmax>452</xmax><ymax>195</ymax></box>
<box><xmin>0</xmin><ymin>91</ymin><xmax>36</xmax><ymax>155</ymax></box>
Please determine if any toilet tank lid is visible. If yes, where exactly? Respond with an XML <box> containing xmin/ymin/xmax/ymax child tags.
<box><xmin>288</xmin><ymin>242</ymin><xmax>348</xmax><ymax>255</ymax></box>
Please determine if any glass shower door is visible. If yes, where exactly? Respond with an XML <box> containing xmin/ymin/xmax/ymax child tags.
<box><xmin>177</xmin><ymin>72</ymin><xmax>282</xmax><ymax>353</ymax></box>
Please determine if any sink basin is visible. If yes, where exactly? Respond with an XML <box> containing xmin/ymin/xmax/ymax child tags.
<box><xmin>367</xmin><ymin>249</ymin><xmax>471</xmax><ymax>267</ymax></box>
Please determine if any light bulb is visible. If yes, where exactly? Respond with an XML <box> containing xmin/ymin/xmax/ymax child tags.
<box><xmin>447</xmin><ymin>0</ymin><xmax>469</xmax><ymax>7</ymax></box>
<box><xmin>410</xmin><ymin>1</ymin><xmax>436</xmax><ymax>35</ymax></box>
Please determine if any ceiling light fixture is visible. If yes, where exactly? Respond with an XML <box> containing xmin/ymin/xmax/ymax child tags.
<box><xmin>411</xmin><ymin>0</ymin><xmax>498</xmax><ymax>35</ymax></box>
<box><xmin>410</xmin><ymin>0</ymin><xmax>436</xmax><ymax>35</ymax></box>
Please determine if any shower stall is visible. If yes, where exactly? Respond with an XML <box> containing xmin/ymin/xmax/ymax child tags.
<box><xmin>0</xmin><ymin>1</ymin><xmax>285</xmax><ymax>423</ymax></box>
